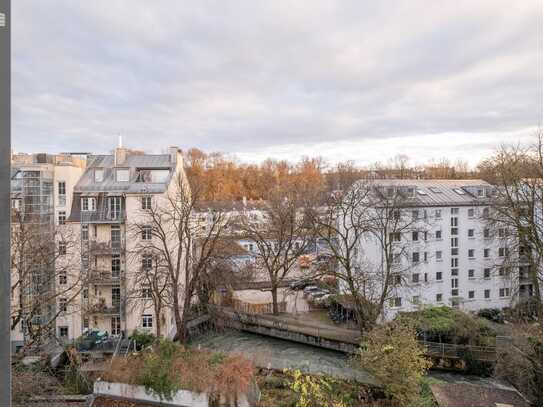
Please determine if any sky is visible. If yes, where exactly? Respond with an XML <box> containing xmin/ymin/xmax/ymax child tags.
<box><xmin>12</xmin><ymin>1</ymin><xmax>543</xmax><ymax>167</ymax></box>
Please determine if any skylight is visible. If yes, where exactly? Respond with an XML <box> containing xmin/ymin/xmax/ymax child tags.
<box><xmin>429</xmin><ymin>187</ymin><xmax>442</xmax><ymax>193</ymax></box>
<box><xmin>453</xmin><ymin>188</ymin><xmax>466</xmax><ymax>195</ymax></box>
<box><xmin>417</xmin><ymin>189</ymin><xmax>428</xmax><ymax>196</ymax></box>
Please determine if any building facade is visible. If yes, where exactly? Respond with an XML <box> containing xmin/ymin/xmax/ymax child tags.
<box><xmin>63</xmin><ymin>146</ymin><xmax>186</xmax><ymax>341</ymax></box>
<box><xmin>10</xmin><ymin>153</ymin><xmax>86</xmax><ymax>352</ymax></box>
<box><xmin>344</xmin><ymin>179</ymin><xmax>528</xmax><ymax>320</ymax></box>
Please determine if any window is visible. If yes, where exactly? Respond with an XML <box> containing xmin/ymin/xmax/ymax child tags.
<box><xmin>484</xmin><ymin>248</ymin><xmax>490</xmax><ymax>258</ymax></box>
<box><xmin>142</xmin><ymin>226</ymin><xmax>152</xmax><ymax>240</ymax></box>
<box><xmin>142</xmin><ymin>287</ymin><xmax>152</xmax><ymax>299</ymax></box>
<box><xmin>499</xmin><ymin>267</ymin><xmax>511</xmax><ymax>277</ymax></box>
<box><xmin>451</xmin><ymin>278</ymin><xmax>458</xmax><ymax>288</ymax></box>
<box><xmin>58</xmin><ymin>326</ymin><xmax>69</xmax><ymax>338</ymax></box>
<box><xmin>451</xmin><ymin>258</ymin><xmax>458</xmax><ymax>267</ymax></box>
<box><xmin>83</xmin><ymin>318</ymin><xmax>89</xmax><ymax>329</ymax></box>
<box><xmin>451</xmin><ymin>208</ymin><xmax>459</xmax><ymax>215</ymax></box>
<box><xmin>468</xmin><ymin>290</ymin><xmax>475</xmax><ymax>299</ymax></box>
<box><xmin>59</xmin><ymin>298</ymin><xmax>67</xmax><ymax>312</ymax></box>
<box><xmin>83</xmin><ymin>288</ymin><xmax>88</xmax><ymax>299</ymax></box>
<box><xmin>451</xmin><ymin>289</ymin><xmax>459</xmax><ymax>296</ymax></box>
<box><xmin>111</xmin><ymin>254</ymin><xmax>121</xmax><ymax>278</ymax></box>
<box><xmin>58</xmin><ymin>211</ymin><xmax>66</xmax><ymax>225</ymax></box>
<box><xmin>451</xmin><ymin>217</ymin><xmax>458</xmax><ymax>227</ymax></box>
<box><xmin>412</xmin><ymin>210</ymin><xmax>419</xmax><ymax>220</ymax></box>
<box><xmin>451</xmin><ymin>248</ymin><xmax>459</xmax><ymax>256</ymax></box>
<box><xmin>412</xmin><ymin>273</ymin><xmax>420</xmax><ymax>283</ymax></box>
<box><xmin>451</xmin><ymin>269</ymin><xmax>459</xmax><ymax>276</ymax></box>
<box><xmin>108</xmin><ymin>196</ymin><xmax>122</xmax><ymax>220</ymax></box>
<box><xmin>58</xmin><ymin>181</ymin><xmax>66</xmax><ymax>206</ymax></box>
<box><xmin>468</xmin><ymin>229</ymin><xmax>474</xmax><ymax>238</ymax></box>
<box><xmin>111</xmin><ymin>316</ymin><xmax>121</xmax><ymax>336</ymax></box>
<box><xmin>412</xmin><ymin>231</ymin><xmax>419</xmax><ymax>241</ymax></box>
<box><xmin>484</xmin><ymin>268</ymin><xmax>491</xmax><ymax>278</ymax></box>
<box><xmin>393</xmin><ymin>274</ymin><xmax>402</xmax><ymax>285</ymax></box>
<box><xmin>424</xmin><ymin>251</ymin><xmax>428</xmax><ymax>262</ymax></box>
<box><xmin>436</xmin><ymin>251</ymin><xmax>442</xmax><ymax>261</ymax></box>
<box><xmin>468</xmin><ymin>208</ymin><xmax>475</xmax><ymax>217</ymax></box>
<box><xmin>424</xmin><ymin>273</ymin><xmax>428</xmax><ymax>282</ymax></box>
<box><xmin>436</xmin><ymin>272</ymin><xmax>442</xmax><ymax>281</ymax></box>
<box><xmin>116</xmin><ymin>168</ymin><xmax>129</xmax><ymax>182</ymax></box>
<box><xmin>436</xmin><ymin>293</ymin><xmax>443</xmax><ymax>302</ymax></box>
<box><xmin>94</xmin><ymin>169</ymin><xmax>104</xmax><ymax>182</ymax></box>
<box><xmin>451</xmin><ymin>237</ymin><xmax>458</xmax><ymax>247</ymax></box>
<box><xmin>484</xmin><ymin>289</ymin><xmax>490</xmax><ymax>299</ymax></box>
<box><xmin>468</xmin><ymin>249</ymin><xmax>475</xmax><ymax>258</ymax></box>
<box><xmin>389</xmin><ymin>297</ymin><xmax>402</xmax><ymax>308</ymax></box>
<box><xmin>451</xmin><ymin>228</ymin><xmax>458</xmax><ymax>235</ymax></box>
<box><xmin>59</xmin><ymin>271</ymin><xmax>67</xmax><ymax>285</ymax></box>
<box><xmin>81</xmin><ymin>197</ymin><xmax>96</xmax><ymax>212</ymax></box>
<box><xmin>423</xmin><ymin>232</ymin><xmax>428</xmax><ymax>241</ymax></box>
<box><xmin>435</xmin><ymin>209</ymin><xmax>442</xmax><ymax>218</ymax></box>
<box><xmin>111</xmin><ymin>224</ymin><xmax>121</xmax><ymax>248</ymax></box>
<box><xmin>468</xmin><ymin>269</ymin><xmax>475</xmax><ymax>278</ymax></box>
<box><xmin>499</xmin><ymin>247</ymin><xmax>508</xmax><ymax>257</ymax></box>
<box><xmin>82</xmin><ymin>224</ymin><xmax>89</xmax><ymax>240</ymax></box>
<box><xmin>142</xmin><ymin>254</ymin><xmax>153</xmax><ymax>271</ymax></box>
<box><xmin>482</xmin><ymin>207</ymin><xmax>489</xmax><ymax>217</ymax></box>
<box><xmin>412</xmin><ymin>252</ymin><xmax>420</xmax><ymax>263</ymax></box>
<box><xmin>141</xmin><ymin>196</ymin><xmax>152</xmax><ymax>210</ymax></box>
<box><xmin>112</xmin><ymin>287</ymin><xmax>121</xmax><ymax>308</ymax></box>
<box><xmin>498</xmin><ymin>228</ymin><xmax>506</xmax><ymax>238</ymax></box>
<box><xmin>435</xmin><ymin>230</ymin><xmax>442</xmax><ymax>239</ymax></box>
<box><xmin>499</xmin><ymin>288</ymin><xmax>511</xmax><ymax>297</ymax></box>
<box><xmin>142</xmin><ymin>314</ymin><xmax>153</xmax><ymax>328</ymax></box>
<box><xmin>59</xmin><ymin>241</ymin><xmax>67</xmax><ymax>255</ymax></box>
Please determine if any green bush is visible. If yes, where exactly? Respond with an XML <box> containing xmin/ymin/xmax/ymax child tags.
<box><xmin>397</xmin><ymin>306</ymin><xmax>496</xmax><ymax>346</ymax></box>
<box><xmin>130</xmin><ymin>329</ymin><xmax>156</xmax><ymax>350</ymax></box>
<box><xmin>135</xmin><ymin>340</ymin><xmax>181</xmax><ymax>400</ymax></box>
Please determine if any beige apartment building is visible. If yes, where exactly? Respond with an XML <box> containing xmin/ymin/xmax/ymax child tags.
<box><xmin>61</xmin><ymin>146</ymin><xmax>186</xmax><ymax>342</ymax></box>
<box><xmin>10</xmin><ymin>152</ymin><xmax>86</xmax><ymax>352</ymax></box>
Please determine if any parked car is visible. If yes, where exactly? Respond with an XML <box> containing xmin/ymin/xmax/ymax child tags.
<box><xmin>290</xmin><ymin>279</ymin><xmax>312</xmax><ymax>290</ymax></box>
<box><xmin>303</xmin><ymin>285</ymin><xmax>320</xmax><ymax>296</ymax></box>
<box><xmin>308</xmin><ymin>289</ymin><xmax>330</xmax><ymax>300</ymax></box>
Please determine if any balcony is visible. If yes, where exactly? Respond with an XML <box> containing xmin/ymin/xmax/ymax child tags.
<box><xmin>84</xmin><ymin>299</ymin><xmax>121</xmax><ymax>316</ymax></box>
<box><xmin>89</xmin><ymin>240</ymin><xmax>124</xmax><ymax>254</ymax></box>
<box><xmin>87</xmin><ymin>269</ymin><xmax>122</xmax><ymax>285</ymax></box>
<box><xmin>81</xmin><ymin>210</ymin><xmax>126</xmax><ymax>224</ymax></box>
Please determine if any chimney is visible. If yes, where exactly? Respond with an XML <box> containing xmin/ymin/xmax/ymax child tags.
<box><xmin>114</xmin><ymin>147</ymin><xmax>127</xmax><ymax>166</ymax></box>
<box><xmin>168</xmin><ymin>146</ymin><xmax>179</xmax><ymax>164</ymax></box>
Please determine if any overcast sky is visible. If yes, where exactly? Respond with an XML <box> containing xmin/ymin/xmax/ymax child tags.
<box><xmin>12</xmin><ymin>1</ymin><xmax>543</xmax><ymax>167</ymax></box>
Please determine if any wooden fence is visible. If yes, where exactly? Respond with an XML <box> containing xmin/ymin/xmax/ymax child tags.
<box><xmin>231</xmin><ymin>298</ymin><xmax>287</xmax><ymax>314</ymax></box>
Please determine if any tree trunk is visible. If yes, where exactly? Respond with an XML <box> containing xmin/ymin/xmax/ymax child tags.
<box><xmin>271</xmin><ymin>282</ymin><xmax>279</xmax><ymax>315</ymax></box>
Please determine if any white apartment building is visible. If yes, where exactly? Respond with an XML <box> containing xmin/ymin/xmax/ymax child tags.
<box><xmin>10</xmin><ymin>153</ymin><xmax>86</xmax><ymax>352</ymax></box>
<box><xmin>61</xmin><ymin>146</ymin><xmax>186</xmax><ymax>342</ymax></box>
<box><xmin>345</xmin><ymin>179</ymin><xmax>529</xmax><ymax>321</ymax></box>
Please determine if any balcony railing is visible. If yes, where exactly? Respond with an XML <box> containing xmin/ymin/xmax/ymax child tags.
<box><xmin>84</xmin><ymin>300</ymin><xmax>121</xmax><ymax>316</ymax></box>
<box><xmin>81</xmin><ymin>210</ymin><xmax>126</xmax><ymax>224</ymax></box>
<box><xmin>89</xmin><ymin>240</ymin><xmax>124</xmax><ymax>254</ymax></box>
<box><xmin>87</xmin><ymin>269</ymin><xmax>122</xmax><ymax>285</ymax></box>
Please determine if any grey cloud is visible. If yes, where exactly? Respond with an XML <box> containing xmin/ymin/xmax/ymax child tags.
<box><xmin>12</xmin><ymin>0</ymin><xmax>543</xmax><ymax>163</ymax></box>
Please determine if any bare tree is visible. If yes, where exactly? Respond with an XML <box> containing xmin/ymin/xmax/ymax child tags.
<box><xmin>129</xmin><ymin>174</ymin><xmax>230</xmax><ymax>342</ymax></box>
<box><xmin>235</xmin><ymin>189</ymin><xmax>313</xmax><ymax>315</ymax></box>
<box><xmin>11</xmin><ymin>210</ymin><xmax>81</xmax><ymax>347</ymax></box>
<box><xmin>308</xmin><ymin>181</ymin><xmax>429</xmax><ymax>331</ymax></box>
<box><xmin>479</xmin><ymin>131</ymin><xmax>543</xmax><ymax>318</ymax></box>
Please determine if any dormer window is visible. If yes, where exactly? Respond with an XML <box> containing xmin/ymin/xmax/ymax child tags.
<box><xmin>477</xmin><ymin>188</ymin><xmax>484</xmax><ymax>197</ymax></box>
<box><xmin>94</xmin><ymin>169</ymin><xmax>104</xmax><ymax>183</ymax></box>
<box><xmin>81</xmin><ymin>197</ymin><xmax>96</xmax><ymax>212</ymax></box>
<box><xmin>116</xmin><ymin>168</ymin><xmax>129</xmax><ymax>182</ymax></box>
